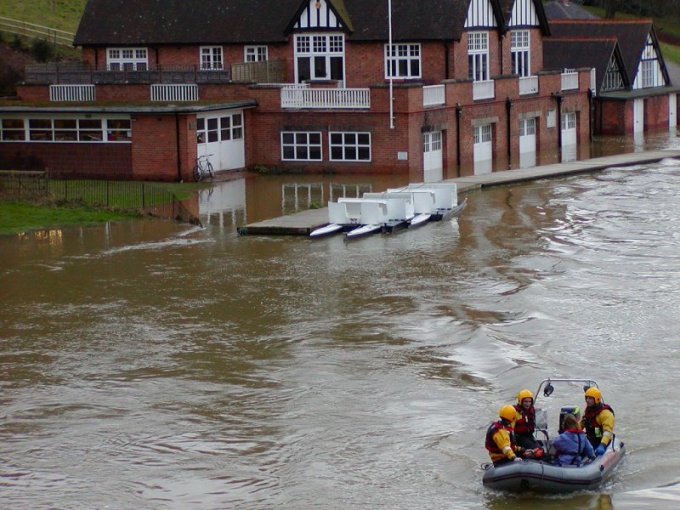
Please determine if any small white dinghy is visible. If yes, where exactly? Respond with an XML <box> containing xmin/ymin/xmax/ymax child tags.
<box><xmin>345</xmin><ymin>224</ymin><xmax>382</xmax><ymax>239</ymax></box>
<box><xmin>408</xmin><ymin>212</ymin><xmax>432</xmax><ymax>228</ymax></box>
<box><xmin>309</xmin><ymin>223</ymin><xmax>345</xmax><ymax>238</ymax></box>
<box><xmin>482</xmin><ymin>378</ymin><xmax>626</xmax><ymax>494</ymax></box>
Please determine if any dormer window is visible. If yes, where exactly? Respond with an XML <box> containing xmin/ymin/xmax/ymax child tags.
<box><xmin>294</xmin><ymin>34</ymin><xmax>345</xmax><ymax>84</ymax></box>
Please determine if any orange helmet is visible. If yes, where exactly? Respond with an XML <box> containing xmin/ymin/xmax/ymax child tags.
<box><xmin>517</xmin><ymin>389</ymin><xmax>534</xmax><ymax>406</ymax></box>
<box><xmin>585</xmin><ymin>386</ymin><xmax>602</xmax><ymax>405</ymax></box>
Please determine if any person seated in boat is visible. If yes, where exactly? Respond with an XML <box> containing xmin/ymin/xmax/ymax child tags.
<box><xmin>485</xmin><ymin>405</ymin><xmax>526</xmax><ymax>466</ymax></box>
<box><xmin>581</xmin><ymin>387</ymin><xmax>616</xmax><ymax>456</ymax></box>
<box><xmin>513</xmin><ymin>389</ymin><xmax>540</xmax><ymax>450</ymax></box>
<box><xmin>552</xmin><ymin>414</ymin><xmax>595</xmax><ymax>466</ymax></box>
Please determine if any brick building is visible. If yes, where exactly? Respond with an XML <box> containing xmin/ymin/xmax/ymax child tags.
<box><xmin>1</xmin><ymin>0</ymin><xmax>597</xmax><ymax>181</ymax></box>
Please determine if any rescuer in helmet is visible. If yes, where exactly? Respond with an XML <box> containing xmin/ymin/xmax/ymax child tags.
<box><xmin>513</xmin><ymin>389</ymin><xmax>539</xmax><ymax>450</ymax></box>
<box><xmin>581</xmin><ymin>386</ymin><xmax>615</xmax><ymax>456</ymax></box>
<box><xmin>485</xmin><ymin>405</ymin><xmax>526</xmax><ymax>466</ymax></box>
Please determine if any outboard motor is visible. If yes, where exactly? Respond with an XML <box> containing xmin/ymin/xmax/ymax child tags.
<box><xmin>558</xmin><ymin>405</ymin><xmax>582</xmax><ymax>433</ymax></box>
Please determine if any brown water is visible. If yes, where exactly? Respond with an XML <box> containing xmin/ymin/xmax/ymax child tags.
<box><xmin>2</xmin><ymin>137</ymin><xmax>680</xmax><ymax>509</ymax></box>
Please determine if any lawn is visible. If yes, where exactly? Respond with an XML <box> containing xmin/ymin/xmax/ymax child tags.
<box><xmin>0</xmin><ymin>201</ymin><xmax>143</xmax><ymax>236</ymax></box>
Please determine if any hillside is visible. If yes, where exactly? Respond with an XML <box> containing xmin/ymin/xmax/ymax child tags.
<box><xmin>0</xmin><ymin>0</ymin><xmax>87</xmax><ymax>33</ymax></box>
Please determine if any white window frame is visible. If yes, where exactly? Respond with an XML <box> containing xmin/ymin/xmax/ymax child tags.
<box><xmin>245</xmin><ymin>45</ymin><xmax>268</xmax><ymax>62</ymax></box>
<box><xmin>474</xmin><ymin>124</ymin><xmax>492</xmax><ymax>144</ymax></box>
<box><xmin>602</xmin><ymin>55</ymin><xmax>624</xmax><ymax>92</ymax></box>
<box><xmin>561</xmin><ymin>112</ymin><xmax>576</xmax><ymax>130</ymax></box>
<box><xmin>281</xmin><ymin>131</ymin><xmax>323</xmax><ymax>161</ymax></box>
<box><xmin>294</xmin><ymin>34</ymin><xmax>345</xmax><ymax>83</ymax></box>
<box><xmin>519</xmin><ymin>118</ymin><xmax>536</xmax><ymax>137</ymax></box>
<box><xmin>385</xmin><ymin>43</ymin><xmax>421</xmax><ymax>79</ymax></box>
<box><xmin>0</xmin><ymin>118</ymin><xmax>26</xmax><ymax>141</ymax></box>
<box><xmin>200</xmin><ymin>46</ymin><xmax>223</xmax><ymax>70</ymax></box>
<box><xmin>329</xmin><ymin>132</ymin><xmax>371</xmax><ymax>161</ymax></box>
<box><xmin>511</xmin><ymin>30</ymin><xmax>530</xmax><ymax>78</ymax></box>
<box><xmin>107</xmin><ymin>48</ymin><xmax>148</xmax><ymax>71</ymax></box>
<box><xmin>423</xmin><ymin>131</ymin><xmax>442</xmax><ymax>153</ymax></box>
<box><xmin>196</xmin><ymin>113</ymin><xmax>243</xmax><ymax>145</ymax></box>
<box><xmin>468</xmin><ymin>32</ymin><xmax>489</xmax><ymax>82</ymax></box>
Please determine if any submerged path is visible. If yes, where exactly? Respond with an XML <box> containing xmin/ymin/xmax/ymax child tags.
<box><xmin>237</xmin><ymin>149</ymin><xmax>680</xmax><ymax>236</ymax></box>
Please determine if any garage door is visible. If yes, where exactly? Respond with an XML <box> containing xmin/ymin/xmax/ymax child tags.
<box><xmin>474</xmin><ymin>124</ymin><xmax>493</xmax><ymax>175</ymax></box>
<box><xmin>561</xmin><ymin>112</ymin><xmax>577</xmax><ymax>163</ymax></box>
<box><xmin>197</xmin><ymin>110</ymin><xmax>245</xmax><ymax>171</ymax></box>
<box><xmin>519</xmin><ymin>118</ymin><xmax>536</xmax><ymax>169</ymax></box>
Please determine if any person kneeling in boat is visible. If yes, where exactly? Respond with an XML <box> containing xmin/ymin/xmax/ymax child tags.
<box><xmin>514</xmin><ymin>389</ymin><xmax>540</xmax><ymax>450</ymax></box>
<box><xmin>485</xmin><ymin>405</ymin><xmax>528</xmax><ymax>466</ymax></box>
<box><xmin>582</xmin><ymin>386</ymin><xmax>615</xmax><ymax>456</ymax></box>
<box><xmin>552</xmin><ymin>414</ymin><xmax>595</xmax><ymax>466</ymax></box>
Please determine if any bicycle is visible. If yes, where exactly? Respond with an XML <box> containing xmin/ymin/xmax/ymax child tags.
<box><xmin>193</xmin><ymin>154</ymin><xmax>214</xmax><ymax>182</ymax></box>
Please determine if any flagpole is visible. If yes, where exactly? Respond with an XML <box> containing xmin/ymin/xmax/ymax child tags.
<box><xmin>388</xmin><ymin>0</ymin><xmax>394</xmax><ymax>129</ymax></box>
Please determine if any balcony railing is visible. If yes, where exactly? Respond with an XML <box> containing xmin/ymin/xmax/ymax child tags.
<box><xmin>423</xmin><ymin>85</ymin><xmax>445</xmax><ymax>107</ymax></box>
<box><xmin>151</xmin><ymin>84</ymin><xmax>198</xmax><ymax>101</ymax></box>
<box><xmin>24</xmin><ymin>60</ymin><xmax>286</xmax><ymax>86</ymax></box>
<box><xmin>473</xmin><ymin>80</ymin><xmax>495</xmax><ymax>100</ymax></box>
<box><xmin>281</xmin><ymin>86</ymin><xmax>370</xmax><ymax>109</ymax></box>
<box><xmin>49</xmin><ymin>84</ymin><xmax>95</xmax><ymax>102</ymax></box>
<box><xmin>561</xmin><ymin>70</ymin><xmax>579</xmax><ymax>91</ymax></box>
<box><xmin>519</xmin><ymin>76</ymin><xmax>539</xmax><ymax>96</ymax></box>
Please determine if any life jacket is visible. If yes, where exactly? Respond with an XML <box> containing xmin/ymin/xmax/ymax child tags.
<box><xmin>485</xmin><ymin>420</ymin><xmax>516</xmax><ymax>456</ymax></box>
<box><xmin>584</xmin><ymin>403</ymin><xmax>614</xmax><ymax>445</ymax></box>
<box><xmin>513</xmin><ymin>404</ymin><xmax>535</xmax><ymax>436</ymax></box>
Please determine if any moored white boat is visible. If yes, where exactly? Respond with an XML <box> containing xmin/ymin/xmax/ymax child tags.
<box><xmin>482</xmin><ymin>378</ymin><xmax>626</xmax><ymax>494</ymax></box>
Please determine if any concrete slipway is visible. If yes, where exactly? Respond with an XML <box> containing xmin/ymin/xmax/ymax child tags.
<box><xmin>236</xmin><ymin>149</ymin><xmax>680</xmax><ymax>236</ymax></box>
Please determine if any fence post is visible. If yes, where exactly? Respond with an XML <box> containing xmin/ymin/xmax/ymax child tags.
<box><xmin>142</xmin><ymin>183</ymin><xmax>145</xmax><ymax>209</ymax></box>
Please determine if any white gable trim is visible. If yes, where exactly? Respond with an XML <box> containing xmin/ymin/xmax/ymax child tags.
<box><xmin>465</xmin><ymin>0</ymin><xmax>497</xmax><ymax>29</ymax></box>
<box><xmin>508</xmin><ymin>0</ymin><xmax>539</xmax><ymax>27</ymax></box>
<box><xmin>294</xmin><ymin>0</ymin><xmax>344</xmax><ymax>30</ymax></box>
<box><xmin>633</xmin><ymin>34</ymin><xmax>667</xmax><ymax>89</ymax></box>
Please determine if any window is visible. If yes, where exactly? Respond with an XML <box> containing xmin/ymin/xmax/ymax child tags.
<box><xmin>602</xmin><ymin>55</ymin><xmax>624</xmax><ymax>92</ymax></box>
<box><xmin>640</xmin><ymin>36</ymin><xmax>660</xmax><ymax>88</ymax></box>
<box><xmin>197</xmin><ymin>113</ymin><xmax>243</xmax><ymax>144</ymax></box>
<box><xmin>281</xmin><ymin>132</ymin><xmax>322</xmax><ymax>161</ymax></box>
<box><xmin>519</xmin><ymin>118</ymin><xmax>536</xmax><ymax>137</ymax></box>
<box><xmin>423</xmin><ymin>131</ymin><xmax>442</xmax><ymax>153</ymax></box>
<box><xmin>561</xmin><ymin>112</ymin><xmax>576</xmax><ymax>130</ymax></box>
<box><xmin>511</xmin><ymin>30</ymin><xmax>530</xmax><ymax>78</ymax></box>
<box><xmin>468</xmin><ymin>32</ymin><xmax>489</xmax><ymax>82</ymax></box>
<box><xmin>0</xmin><ymin>117</ymin><xmax>131</xmax><ymax>143</ymax></box>
<box><xmin>107</xmin><ymin>48</ymin><xmax>148</xmax><ymax>71</ymax></box>
<box><xmin>474</xmin><ymin>124</ymin><xmax>492</xmax><ymax>144</ymax></box>
<box><xmin>295</xmin><ymin>34</ymin><xmax>344</xmax><ymax>83</ymax></box>
<box><xmin>245</xmin><ymin>46</ymin><xmax>268</xmax><ymax>62</ymax></box>
<box><xmin>0</xmin><ymin>118</ymin><xmax>26</xmax><ymax>141</ymax></box>
<box><xmin>106</xmin><ymin>119</ymin><xmax>131</xmax><ymax>142</ymax></box>
<box><xmin>200</xmin><ymin>46</ymin><xmax>223</xmax><ymax>70</ymax></box>
<box><xmin>385</xmin><ymin>43</ymin><xmax>421</xmax><ymax>79</ymax></box>
<box><xmin>329</xmin><ymin>132</ymin><xmax>371</xmax><ymax>161</ymax></box>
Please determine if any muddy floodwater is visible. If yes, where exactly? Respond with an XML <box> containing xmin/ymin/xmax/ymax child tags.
<box><xmin>3</xmin><ymin>135</ymin><xmax>680</xmax><ymax>509</ymax></box>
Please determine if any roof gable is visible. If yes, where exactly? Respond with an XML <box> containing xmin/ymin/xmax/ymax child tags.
<box><xmin>548</xmin><ymin>19</ymin><xmax>659</xmax><ymax>82</ymax></box>
<box><xmin>543</xmin><ymin>37</ymin><xmax>628</xmax><ymax>93</ymax></box>
<box><xmin>286</xmin><ymin>0</ymin><xmax>353</xmax><ymax>34</ymax></box>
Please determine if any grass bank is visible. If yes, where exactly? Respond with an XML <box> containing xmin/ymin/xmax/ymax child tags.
<box><xmin>0</xmin><ymin>200</ymin><xmax>143</xmax><ymax>236</ymax></box>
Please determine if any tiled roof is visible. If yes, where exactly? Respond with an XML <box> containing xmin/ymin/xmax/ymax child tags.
<box><xmin>543</xmin><ymin>37</ymin><xmax>625</xmax><ymax>93</ymax></box>
<box><xmin>548</xmin><ymin>19</ymin><xmax>655</xmax><ymax>81</ymax></box>
<box><xmin>74</xmin><ymin>0</ymin><xmax>474</xmax><ymax>46</ymax></box>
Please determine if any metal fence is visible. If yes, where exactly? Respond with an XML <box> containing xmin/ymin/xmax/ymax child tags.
<box><xmin>0</xmin><ymin>172</ymin><xmax>199</xmax><ymax>225</ymax></box>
